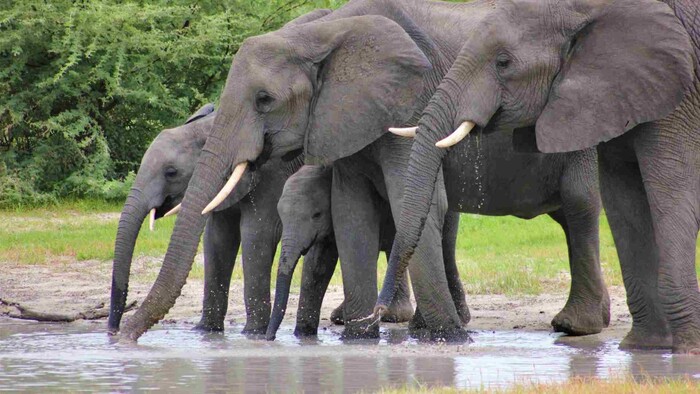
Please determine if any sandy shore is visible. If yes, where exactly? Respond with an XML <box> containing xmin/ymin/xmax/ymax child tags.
<box><xmin>0</xmin><ymin>256</ymin><xmax>632</xmax><ymax>343</ymax></box>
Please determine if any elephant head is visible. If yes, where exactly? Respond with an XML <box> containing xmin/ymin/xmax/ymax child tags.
<box><xmin>266</xmin><ymin>165</ymin><xmax>333</xmax><ymax>340</ymax></box>
<box><xmin>108</xmin><ymin>104</ymin><xmax>260</xmax><ymax>334</ymax></box>
<box><xmin>120</xmin><ymin>15</ymin><xmax>430</xmax><ymax>341</ymax></box>
<box><xmin>377</xmin><ymin>0</ymin><xmax>695</xmax><ymax>311</ymax></box>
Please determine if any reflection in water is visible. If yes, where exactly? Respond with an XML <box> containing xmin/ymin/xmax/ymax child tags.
<box><xmin>1</xmin><ymin>318</ymin><xmax>699</xmax><ymax>392</ymax></box>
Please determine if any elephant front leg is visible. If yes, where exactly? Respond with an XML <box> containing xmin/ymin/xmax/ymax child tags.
<box><xmin>637</xmin><ymin>128</ymin><xmax>700</xmax><ymax>353</ymax></box>
<box><xmin>332</xmin><ymin>170</ymin><xmax>382</xmax><ymax>339</ymax></box>
<box><xmin>406</xmin><ymin>208</ymin><xmax>466</xmax><ymax>340</ymax></box>
<box><xmin>381</xmin><ymin>270</ymin><xmax>414</xmax><ymax>323</ymax></box>
<box><xmin>548</xmin><ymin>207</ymin><xmax>609</xmax><ymax>336</ymax></box>
<box><xmin>295</xmin><ymin>242</ymin><xmax>339</xmax><ymax>337</ymax></box>
<box><xmin>195</xmin><ymin>208</ymin><xmax>241</xmax><ymax>332</ymax></box>
<box><xmin>550</xmin><ymin>153</ymin><xmax>610</xmax><ymax>336</ymax></box>
<box><xmin>240</xmin><ymin>214</ymin><xmax>281</xmax><ymax>336</ymax></box>
<box><xmin>599</xmin><ymin>145</ymin><xmax>671</xmax><ymax>349</ymax></box>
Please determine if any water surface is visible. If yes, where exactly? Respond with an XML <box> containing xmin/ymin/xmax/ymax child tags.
<box><xmin>1</xmin><ymin>318</ymin><xmax>699</xmax><ymax>392</ymax></box>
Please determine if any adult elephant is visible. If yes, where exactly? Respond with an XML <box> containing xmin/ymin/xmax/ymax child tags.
<box><xmin>120</xmin><ymin>0</ymin><xmax>609</xmax><ymax>341</ymax></box>
<box><xmin>120</xmin><ymin>10</ymin><xmax>469</xmax><ymax>342</ymax></box>
<box><xmin>266</xmin><ymin>165</ymin><xmax>465</xmax><ymax>340</ymax></box>
<box><xmin>109</xmin><ymin>104</ymin><xmax>307</xmax><ymax>335</ymax></box>
<box><xmin>377</xmin><ymin>0</ymin><xmax>699</xmax><ymax>353</ymax></box>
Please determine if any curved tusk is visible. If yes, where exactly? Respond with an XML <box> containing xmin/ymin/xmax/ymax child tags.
<box><xmin>388</xmin><ymin>126</ymin><xmax>418</xmax><ymax>138</ymax></box>
<box><xmin>435</xmin><ymin>121</ymin><xmax>476</xmax><ymax>148</ymax></box>
<box><xmin>202</xmin><ymin>162</ymin><xmax>248</xmax><ymax>215</ymax></box>
<box><xmin>163</xmin><ymin>203</ymin><xmax>181</xmax><ymax>218</ymax></box>
<box><xmin>148</xmin><ymin>208</ymin><xmax>156</xmax><ymax>231</ymax></box>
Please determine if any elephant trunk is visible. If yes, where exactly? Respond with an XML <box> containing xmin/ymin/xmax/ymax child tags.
<box><xmin>375</xmin><ymin>89</ymin><xmax>454</xmax><ymax>314</ymax></box>
<box><xmin>266</xmin><ymin>240</ymin><xmax>303</xmax><ymax>341</ymax></box>
<box><xmin>120</xmin><ymin>142</ymin><xmax>236</xmax><ymax>342</ymax></box>
<box><xmin>108</xmin><ymin>188</ymin><xmax>150</xmax><ymax>333</ymax></box>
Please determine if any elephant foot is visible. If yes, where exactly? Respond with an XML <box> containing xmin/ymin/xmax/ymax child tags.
<box><xmin>409</xmin><ymin>326</ymin><xmax>471</xmax><ymax>343</ymax></box>
<box><xmin>241</xmin><ymin>323</ymin><xmax>268</xmax><ymax>337</ymax></box>
<box><xmin>382</xmin><ymin>299</ymin><xmax>414</xmax><ymax>323</ymax></box>
<box><xmin>341</xmin><ymin>315</ymin><xmax>380</xmax><ymax>339</ymax></box>
<box><xmin>409</xmin><ymin>308</ymin><xmax>427</xmax><ymax>330</ymax></box>
<box><xmin>619</xmin><ymin>326</ymin><xmax>672</xmax><ymax>350</ymax></box>
<box><xmin>552</xmin><ymin>295</ymin><xmax>610</xmax><ymax>336</ymax></box>
<box><xmin>330</xmin><ymin>302</ymin><xmax>345</xmax><ymax>325</ymax></box>
<box><xmin>193</xmin><ymin>320</ymin><xmax>225</xmax><ymax>332</ymax></box>
<box><xmin>672</xmin><ymin>329</ymin><xmax>700</xmax><ymax>354</ymax></box>
<box><xmin>294</xmin><ymin>324</ymin><xmax>319</xmax><ymax>337</ymax></box>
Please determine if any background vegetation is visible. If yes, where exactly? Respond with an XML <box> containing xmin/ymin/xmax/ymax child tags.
<box><xmin>4</xmin><ymin>203</ymin><xmax>699</xmax><ymax>295</ymax></box>
<box><xmin>0</xmin><ymin>0</ymin><xmax>345</xmax><ymax>208</ymax></box>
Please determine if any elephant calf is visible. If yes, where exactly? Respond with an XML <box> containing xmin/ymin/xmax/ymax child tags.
<box><xmin>266</xmin><ymin>165</ymin><xmax>467</xmax><ymax>340</ymax></box>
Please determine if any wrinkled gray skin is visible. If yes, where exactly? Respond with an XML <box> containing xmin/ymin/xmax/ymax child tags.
<box><xmin>381</xmin><ymin>0</ymin><xmax>700</xmax><ymax>353</ymax></box>
<box><xmin>120</xmin><ymin>0</ymin><xmax>612</xmax><ymax>341</ymax></box>
<box><xmin>108</xmin><ymin>104</ymin><xmax>306</xmax><ymax>335</ymax></box>
<box><xmin>265</xmin><ymin>165</ymin><xmax>466</xmax><ymax>340</ymax></box>
<box><xmin>120</xmin><ymin>4</ymin><xmax>468</xmax><ymax>341</ymax></box>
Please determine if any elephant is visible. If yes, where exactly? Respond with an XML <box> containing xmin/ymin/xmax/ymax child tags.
<box><xmin>265</xmin><ymin>165</ymin><xmax>466</xmax><ymax>340</ymax></box>
<box><xmin>119</xmin><ymin>9</ymin><xmax>469</xmax><ymax>342</ymax></box>
<box><xmin>108</xmin><ymin>104</ymin><xmax>308</xmax><ymax>335</ymax></box>
<box><xmin>110</xmin><ymin>8</ymin><xmax>335</xmax><ymax>338</ymax></box>
<box><xmin>377</xmin><ymin>0</ymin><xmax>699</xmax><ymax>353</ymax></box>
<box><xmin>119</xmin><ymin>0</ymin><xmax>612</xmax><ymax>341</ymax></box>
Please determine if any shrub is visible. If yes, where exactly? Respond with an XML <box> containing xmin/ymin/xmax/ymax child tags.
<box><xmin>0</xmin><ymin>0</ymin><xmax>345</xmax><ymax>208</ymax></box>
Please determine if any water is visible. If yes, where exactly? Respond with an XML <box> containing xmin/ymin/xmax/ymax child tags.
<box><xmin>1</xmin><ymin>318</ymin><xmax>699</xmax><ymax>392</ymax></box>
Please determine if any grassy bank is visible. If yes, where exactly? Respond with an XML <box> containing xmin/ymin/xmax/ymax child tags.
<box><xmin>379</xmin><ymin>376</ymin><xmax>700</xmax><ymax>393</ymax></box>
<box><xmin>2</xmin><ymin>200</ymin><xmax>699</xmax><ymax>294</ymax></box>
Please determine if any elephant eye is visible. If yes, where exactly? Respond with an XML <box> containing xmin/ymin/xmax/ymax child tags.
<box><xmin>164</xmin><ymin>167</ymin><xmax>178</xmax><ymax>178</ymax></box>
<box><xmin>496</xmin><ymin>54</ymin><xmax>511</xmax><ymax>69</ymax></box>
<box><xmin>255</xmin><ymin>91</ymin><xmax>275</xmax><ymax>112</ymax></box>
<box><xmin>312</xmin><ymin>212</ymin><xmax>322</xmax><ymax>220</ymax></box>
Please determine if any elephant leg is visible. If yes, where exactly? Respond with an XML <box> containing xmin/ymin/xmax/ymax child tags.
<box><xmin>294</xmin><ymin>242</ymin><xmax>339</xmax><ymax>337</ymax></box>
<box><xmin>195</xmin><ymin>207</ymin><xmax>241</xmax><ymax>332</ymax></box>
<box><xmin>550</xmin><ymin>151</ymin><xmax>609</xmax><ymax>336</ymax></box>
<box><xmin>637</xmin><ymin>126</ymin><xmax>700</xmax><ymax>353</ymax></box>
<box><xmin>330</xmin><ymin>301</ymin><xmax>345</xmax><ymax>325</ymax></box>
<box><xmin>548</xmin><ymin>208</ymin><xmax>609</xmax><ymax>336</ymax></box>
<box><xmin>382</xmin><ymin>162</ymin><xmax>464</xmax><ymax>339</ymax></box>
<box><xmin>332</xmin><ymin>166</ymin><xmax>382</xmax><ymax>339</ymax></box>
<box><xmin>381</xmin><ymin>270</ymin><xmax>414</xmax><ymax>323</ymax></box>
<box><xmin>442</xmin><ymin>211</ymin><xmax>470</xmax><ymax>326</ymax></box>
<box><xmin>239</xmin><ymin>212</ymin><xmax>281</xmax><ymax>336</ymax></box>
<box><xmin>598</xmin><ymin>144</ymin><xmax>672</xmax><ymax>349</ymax></box>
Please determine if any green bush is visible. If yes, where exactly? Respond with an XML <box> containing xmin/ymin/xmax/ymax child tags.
<box><xmin>0</xmin><ymin>0</ymin><xmax>345</xmax><ymax>208</ymax></box>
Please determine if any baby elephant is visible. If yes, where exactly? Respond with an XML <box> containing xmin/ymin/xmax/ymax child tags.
<box><xmin>266</xmin><ymin>165</ymin><xmax>416</xmax><ymax>340</ymax></box>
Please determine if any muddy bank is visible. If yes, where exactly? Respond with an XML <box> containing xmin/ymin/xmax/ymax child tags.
<box><xmin>0</xmin><ymin>256</ymin><xmax>632</xmax><ymax>341</ymax></box>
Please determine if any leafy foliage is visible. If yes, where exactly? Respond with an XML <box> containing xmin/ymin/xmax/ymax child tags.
<box><xmin>0</xmin><ymin>0</ymin><xmax>345</xmax><ymax>208</ymax></box>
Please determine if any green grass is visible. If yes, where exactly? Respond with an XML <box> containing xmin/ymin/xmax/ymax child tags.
<box><xmin>378</xmin><ymin>376</ymin><xmax>700</xmax><ymax>394</ymax></box>
<box><xmin>1</xmin><ymin>200</ymin><xmax>698</xmax><ymax>295</ymax></box>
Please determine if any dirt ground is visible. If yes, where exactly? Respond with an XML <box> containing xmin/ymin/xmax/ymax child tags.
<box><xmin>0</xmin><ymin>256</ymin><xmax>633</xmax><ymax>341</ymax></box>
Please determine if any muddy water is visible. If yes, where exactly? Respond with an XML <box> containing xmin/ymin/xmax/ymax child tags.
<box><xmin>1</xmin><ymin>318</ymin><xmax>699</xmax><ymax>392</ymax></box>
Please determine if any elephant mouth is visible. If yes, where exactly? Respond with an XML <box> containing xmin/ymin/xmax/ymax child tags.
<box><xmin>154</xmin><ymin>195</ymin><xmax>180</xmax><ymax>219</ymax></box>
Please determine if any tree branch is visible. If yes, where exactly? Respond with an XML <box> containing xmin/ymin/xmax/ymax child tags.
<box><xmin>0</xmin><ymin>299</ymin><xmax>137</xmax><ymax>322</ymax></box>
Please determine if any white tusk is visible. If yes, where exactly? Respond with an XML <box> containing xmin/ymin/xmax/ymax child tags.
<box><xmin>149</xmin><ymin>208</ymin><xmax>156</xmax><ymax>231</ymax></box>
<box><xmin>435</xmin><ymin>121</ymin><xmax>476</xmax><ymax>148</ymax></box>
<box><xmin>202</xmin><ymin>162</ymin><xmax>248</xmax><ymax>215</ymax></box>
<box><xmin>388</xmin><ymin>126</ymin><xmax>418</xmax><ymax>138</ymax></box>
<box><xmin>163</xmin><ymin>203</ymin><xmax>181</xmax><ymax>218</ymax></box>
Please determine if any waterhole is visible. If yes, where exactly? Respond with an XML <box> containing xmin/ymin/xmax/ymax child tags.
<box><xmin>1</xmin><ymin>318</ymin><xmax>698</xmax><ymax>392</ymax></box>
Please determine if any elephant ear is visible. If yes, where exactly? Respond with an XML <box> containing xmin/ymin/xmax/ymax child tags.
<box><xmin>535</xmin><ymin>0</ymin><xmax>694</xmax><ymax>153</ymax></box>
<box><xmin>293</xmin><ymin>16</ymin><xmax>431</xmax><ymax>164</ymax></box>
<box><xmin>185</xmin><ymin>103</ymin><xmax>215</xmax><ymax>124</ymax></box>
